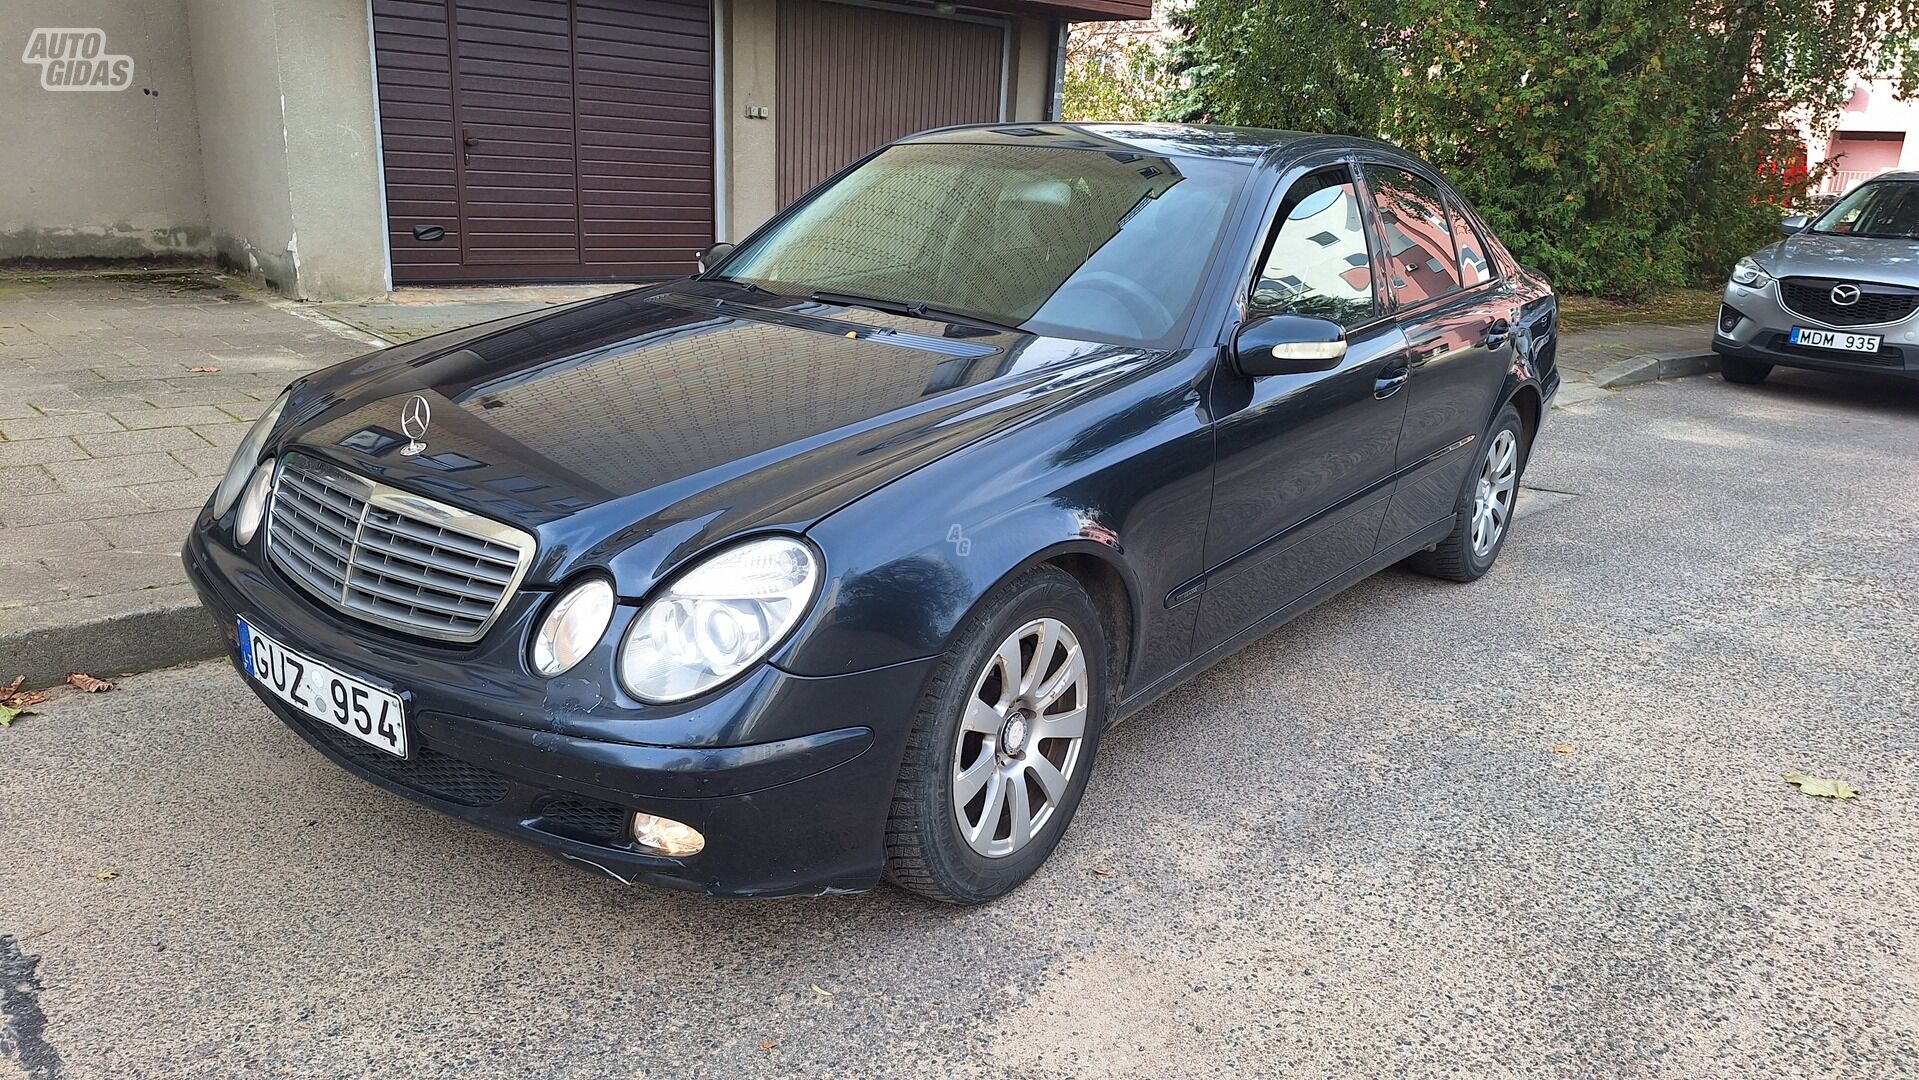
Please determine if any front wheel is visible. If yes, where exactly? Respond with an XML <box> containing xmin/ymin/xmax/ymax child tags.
<box><xmin>884</xmin><ymin>566</ymin><xmax>1107</xmax><ymax>904</ymax></box>
<box><xmin>1406</xmin><ymin>403</ymin><xmax>1527</xmax><ymax>582</ymax></box>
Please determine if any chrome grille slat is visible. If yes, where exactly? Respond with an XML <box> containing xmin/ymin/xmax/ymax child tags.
<box><xmin>352</xmin><ymin>552</ymin><xmax>502</xmax><ymax>603</ymax></box>
<box><xmin>265</xmin><ymin>451</ymin><xmax>536</xmax><ymax>643</ymax></box>
<box><xmin>353</xmin><ymin>530</ymin><xmax>515</xmax><ymax>585</ymax></box>
<box><xmin>364</xmin><ymin>510</ymin><xmax>522</xmax><ymax>565</ymax></box>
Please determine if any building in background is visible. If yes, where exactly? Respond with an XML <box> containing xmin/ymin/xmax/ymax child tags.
<box><xmin>1807</xmin><ymin>75</ymin><xmax>1919</xmax><ymax>196</ymax></box>
<box><xmin>1</xmin><ymin>0</ymin><xmax>1151</xmax><ymax>300</ymax></box>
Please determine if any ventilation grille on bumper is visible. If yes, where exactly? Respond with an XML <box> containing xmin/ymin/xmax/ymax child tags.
<box><xmin>300</xmin><ymin>719</ymin><xmax>512</xmax><ymax>806</ymax></box>
<box><xmin>533</xmin><ymin>797</ymin><xmax>631</xmax><ymax>846</ymax></box>
<box><xmin>266</xmin><ymin>451</ymin><xmax>535</xmax><ymax>642</ymax></box>
<box><xmin>1779</xmin><ymin>277</ymin><xmax>1919</xmax><ymax>327</ymax></box>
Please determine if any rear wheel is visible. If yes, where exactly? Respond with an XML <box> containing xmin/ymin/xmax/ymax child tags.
<box><xmin>884</xmin><ymin>566</ymin><xmax>1106</xmax><ymax>904</ymax></box>
<box><xmin>1719</xmin><ymin>355</ymin><xmax>1773</xmax><ymax>384</ymax></box>
<box><xmin>1406</xmin><ymin>404</ymin><xmax>1526</xmax><ymax>582</ymax></box>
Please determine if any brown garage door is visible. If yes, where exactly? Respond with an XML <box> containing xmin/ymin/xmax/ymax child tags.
<box><xmin>776</xmin><ymin>0</ymin><xmax>1005</xmax><ymax>207</ymax></box>
<box><xmin>373</xmin><ymin>0</ymin><xmax>714</xmax><ymax>284</ymax></box>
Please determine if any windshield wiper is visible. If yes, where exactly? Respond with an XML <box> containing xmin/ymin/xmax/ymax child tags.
<box><xmin>807</xmin><ymin>290</ymin><xmax>1022</xmax><ymax>335</ymax></box>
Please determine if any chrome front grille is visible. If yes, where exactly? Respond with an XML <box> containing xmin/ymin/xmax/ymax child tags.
<box><xmin>266</xmin><ymin>451</ymin><xmax>535</xmax><ymax>643</ymax></box>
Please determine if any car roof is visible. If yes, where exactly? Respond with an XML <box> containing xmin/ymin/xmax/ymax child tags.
<box><xmin>896</xmin><ymin>122</ymin><xmax>1399</xmax><ymax>167</ymax></box>
<box><xmin>1857</xmin><ymin>171</ymin><xmax>1919</xmax><ymax>183</ymax></box>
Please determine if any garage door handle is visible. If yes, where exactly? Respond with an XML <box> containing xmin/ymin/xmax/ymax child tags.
<box><xmin>462</xmin><ymin>129</ymin><xmax>478</xmax><ymax>165</ymax></box>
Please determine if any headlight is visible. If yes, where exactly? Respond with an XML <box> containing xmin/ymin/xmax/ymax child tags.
<box><xmin>1729</xmin><ymin>257</ymin><xmax>1771</xmax><ymax>287</ymax></box>
<box><xmin>619</xmin><ymin>536</ymin><xmax>820</xmax><ymax>703</ymax></box>
<box><xmin>530</xmin><ymin>578</ymin><xmax>616</xmax><ymax>677</ymax></box>
<box><xmin>233</xmin><ymin>462</ymin><xmax>275</xmax><ymax>545</ymax></box>
<box><xmin>212</xmin><ymin>390</ymin><xmax>291</xmax><ymax>517</ymax></box>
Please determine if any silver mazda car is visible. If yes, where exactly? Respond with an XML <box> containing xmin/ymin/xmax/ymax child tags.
<box><xmin>1714</xmin><ymin>174</ymin><xmax>1919</xmax><ymax>384</ymax></box>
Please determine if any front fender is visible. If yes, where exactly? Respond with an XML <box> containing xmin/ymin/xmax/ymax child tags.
<box><xmin>771</xmin><ymin>350</ymin><xmax>1218</xmax><ymax>688</ymax></box>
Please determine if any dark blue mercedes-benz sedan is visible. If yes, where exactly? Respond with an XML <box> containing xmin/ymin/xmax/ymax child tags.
<box><xmin>184</xmin><ymin>124</ymin><xmax>1558</xmax><ymax>903</ymax></box>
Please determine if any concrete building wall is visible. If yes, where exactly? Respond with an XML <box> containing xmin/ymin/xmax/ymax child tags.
<box><xmin>272</xmin><ymin>0</ymin><xmax>389</xmax><ymax>299</ymax></box>
<box><xmin>187</xmin><ymin>0</ymin><xmax>299</xmax><ymax>291</ymax></box>
<box><xmin>0</xmin><ymin>3</ymin><xmax>210</xmax><ymax>259</ymax></box>
<box><xmin>724</xmin><ymin>0</ymin><xmax>781</xmax><ymax>243</ymax></box>
<box><xmin>186</xmin><ymin>0</ymin><xmax>387</xmax><ymax>299</ymax></box>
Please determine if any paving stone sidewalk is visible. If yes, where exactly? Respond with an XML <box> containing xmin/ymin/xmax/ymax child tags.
<box><xmin>0</xmin><ymin>266</ymin><xmax>1714</xmax><ymax>686</ymax></box>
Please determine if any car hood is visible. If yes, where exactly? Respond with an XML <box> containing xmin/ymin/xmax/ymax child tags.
<box><xmin>275</xmin><ymin>282</ymin><xmax>1154</xmax><ymax>590</ymax></box>
<box><xmin>1757</xmin><ymin>231</ymin><xmax>1919</xmax><ymax>284</ymax></box>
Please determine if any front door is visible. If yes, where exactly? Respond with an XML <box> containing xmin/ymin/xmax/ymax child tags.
<box><xmin>1194</xmin><ymin>164</ymin><xmax>1412</xmax><ymax>653</ymax></box>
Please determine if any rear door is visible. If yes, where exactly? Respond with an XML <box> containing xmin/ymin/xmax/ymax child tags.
<box><xmin>1360</xmin><ymin>163</ymin><xmax>1517</xmax><ymax>544</ymax></box>
<box><xmin>1193</xmin><ymin>163</ymin><xmax>1412</xmax><ymax>652</ymax></box>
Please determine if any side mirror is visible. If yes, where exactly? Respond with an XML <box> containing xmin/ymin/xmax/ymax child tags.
<box><xmin>1780</xmin><ymin>215</ymin><xmax>1810</xmax><ymax>237</ymax></box>
<box><xmin>696</xmin><ymin>242</ymin><xmax>735</xmax><ymax>274</ymax></box>
<box><xmin>1233</xmin><ymin>314</ymin><xmax>1348</xmax><ymax>377</ymax></box>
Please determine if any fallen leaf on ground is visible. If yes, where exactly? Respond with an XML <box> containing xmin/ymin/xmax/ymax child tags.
<box><xmin>67</xmin><ymin>672</ymin><xmax>112</xmax><ymax>693</ymax></box>
<box><xmin>1</xmin><ymin>677</ymin><xmax>50</xmax><ymax>709</ymax></box>
<box><xmin>186</xmin><ymin>365</ymin><xmax>220</xmax><ymax>373</ymax></box>
<box><xmin>759</xmin><ymin>1041</ymin><xmax>778</xmax><ymax>1051</ymax></box>
<box><xmin>1092</xmin><ymin>865</ymin><xmax>1115</xmax><ymax>877</ymax></box>
<box><xmin>1552</xmin><ymin>744</ymin><xmax>1576</xmax><ymax>755</ymax></box>
<box><xmin>94</xmin><ymin>870</ymin><xmax>119</xmax><ymax>881</ymax></box>
<box><xmin>1784</xmin><ymin>774</ymin><xmax>1860</xmax><ymax>800</ymax></box>
<box><xmin>810</xmin><ymin>984</ymin><xmax>834</xmax><ymax>996</ymax></box>
<box><xmin>0</xmin><ymin>704</ymin><xmax>25</xmax><ymax>726</ymax></box>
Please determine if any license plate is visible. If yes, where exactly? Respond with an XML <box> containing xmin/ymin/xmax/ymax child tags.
<box><xmin>1790</xmin><ymin>327</ymin><xmax>1882</xmax><ymax>353</ymax></box>
<box><xmin>238</xmin><ymin>618</ymin><xmax>407</xmax><ymax>757</ymax></box>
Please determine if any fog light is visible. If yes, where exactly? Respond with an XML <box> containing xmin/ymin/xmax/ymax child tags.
<box><xmin>632</xmin><ymin>812</ymin><xmax>704</xmax><ymax>856</ymax></box>
<box><xmin>234</xmin><ymin>461</ymin><xmax>275</xmax><ymax>545</ymax></box>
<box><xmin>1718</xmin><ymin>305</ymin><xmax>1742</xmax><ymax>335</ymax></box>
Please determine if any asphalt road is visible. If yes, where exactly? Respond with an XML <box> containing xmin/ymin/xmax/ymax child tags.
<box><xmin>4</xmin><ymin>368</ymin><xmax>1916</xmax><ymax>1080</ymax></box>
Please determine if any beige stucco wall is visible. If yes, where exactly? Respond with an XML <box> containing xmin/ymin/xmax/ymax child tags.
<box><xmin>722</xmin><ymin>2</ymin><xmax>1061</xmax><ymax>242</ymax></box>
<box><xmin>186</xmin><ymin>0</ymin><xmax>386</xmax><ymax>299</ymax></box>
<box><xmin>0</xmin><ymin>3</ymin><xmax>211</xmax><ymax>259</ymax></box>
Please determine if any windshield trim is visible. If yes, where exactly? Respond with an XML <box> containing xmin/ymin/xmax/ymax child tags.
<box><xmin>701</xmin><ymin>141</ymin><xmax>1258</xmax><ymax>351</ymax></box>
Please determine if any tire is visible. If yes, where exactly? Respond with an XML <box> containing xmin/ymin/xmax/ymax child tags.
<box><xmin>1406</xmin><ymin>403</ymin><xmax>1527</xmax><ymax>583</ymax></box>
<box><xmin>1719</xmin><ymin>355</ymin><xmax>1773</xmax><ymax>384</ymax></box>
<box><xmin>884</xmin><ymin>565</ymin><xmax>1108</xmax><ymax>904</ymax></box>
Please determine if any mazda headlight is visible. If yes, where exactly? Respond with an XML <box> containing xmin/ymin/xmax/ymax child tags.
<box><xmin>619</xmin><ymin>537</ymin><xmax>820</xmax><ymax>703</ymax></box>
<box><xmin>212</xmin><ymin>390</ymin><xmax>291</xmax><ymax>518</ymax></box>
<box><xmin>1729</xmin><ymin>257</ymin><xmax>1771</xmax><ymax>287</ymax></box>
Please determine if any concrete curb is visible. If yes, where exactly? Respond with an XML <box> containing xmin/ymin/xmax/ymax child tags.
<box><xmin>1589</xmin><ymin>351</ymin><xmax>1719</xmax><ymax>389</ymax></box>
<box><xmin>5</xmin><ymin>602</ymin><xmax>226</xmax><ymax>689</ymax></box>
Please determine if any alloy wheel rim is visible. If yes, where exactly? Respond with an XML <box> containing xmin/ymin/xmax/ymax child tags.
<box><xmin>1471</xmin><ymin>429</ymin><xmax>1518</xmax><ymax>558</ymax></box>
<box><xmin>952</xmin><ymin>617</ymin><xmax>1089</xmax><ymax>858</ymax></box>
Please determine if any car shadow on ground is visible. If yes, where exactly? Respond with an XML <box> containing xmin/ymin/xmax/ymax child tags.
<box><xmin>1724</xmin><ymin>366</ymin><xmax>1919</xmax><ymax>415</ymax></box>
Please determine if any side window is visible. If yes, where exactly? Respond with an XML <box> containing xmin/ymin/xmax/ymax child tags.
<box><xmin>1248</xmin><ymin>166</ymin><xmax>1376</xmax><ymax>328</ymax></box>
<box><xmin>1363</xmin><ymin>165</ymin><xmax>1462</xmax><ymax>306</ymax></box>
<box><xmin>1448</xmin><ymin>202</ymin><xmax>1495</xmax><ymax>287</ymax></box>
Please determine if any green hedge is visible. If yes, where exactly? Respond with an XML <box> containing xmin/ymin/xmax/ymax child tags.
<box><xmin>1162</xmin><ymin>0</ymin><xmax>1919</xmax><ymax>299</ymax></box>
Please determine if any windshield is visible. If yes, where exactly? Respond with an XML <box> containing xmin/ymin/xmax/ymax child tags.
<box><xmin>713</xmin><ymin>142</ymin><xmax>1250</xmax><ymax>347</ymax></box>
<box><xmin>1810</xmin><ymin>180</ymin><xmax>1919</xmax><ymax>239</ymax></box>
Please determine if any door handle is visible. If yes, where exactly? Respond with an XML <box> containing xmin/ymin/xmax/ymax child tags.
<box><xmin>1483</xmin><ymin>318</ymin><xmax>1512</xmax><ymax>349</ymax></box>
<box><xmin>1375</xmin><ymin>359</ymin><xmax>1411</xmax><ymax>399</ymax></box>
<box><xmin>461</xmin><ymin>129</ymin><xmax>478</xmax><ymax>165</ymax></box>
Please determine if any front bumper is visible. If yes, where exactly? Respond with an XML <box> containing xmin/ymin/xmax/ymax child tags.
<box><xmin>184</xmin><ymin>523</ymin><xmax>932</xmax><ymax>897</ymax></box>
<box><xmin>1715</xmin><ymin>280</ymin><xmax>1919</xmax><ymax>379</ymax></box>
